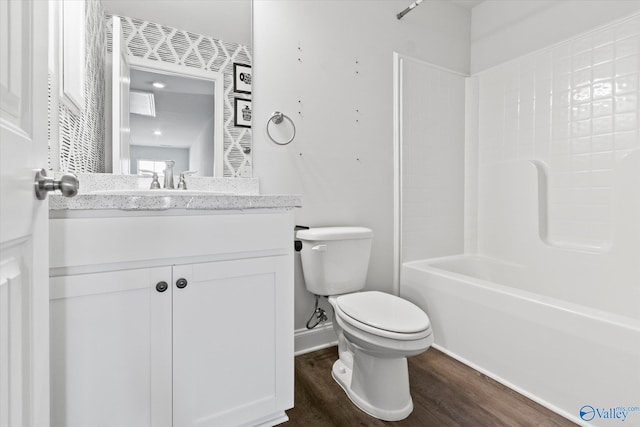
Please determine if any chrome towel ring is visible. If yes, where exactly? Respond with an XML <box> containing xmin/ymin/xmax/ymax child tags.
<box><xmin>266</xmin><ymin>111</ymin><xmax>296</xmax><ymax>145</ymax></box>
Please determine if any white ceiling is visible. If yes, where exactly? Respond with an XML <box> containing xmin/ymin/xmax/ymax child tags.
<box><xmin>102</xmin><ymin>0</ymin><xmax>252</xmax><ymax>47</ymax></box>
<box><xmin>449</xmin><ymin>0</ymin><xmax>485</xmax><ymax>9</ymax></box>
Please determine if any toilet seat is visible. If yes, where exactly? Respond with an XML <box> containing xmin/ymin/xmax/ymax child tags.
<box><xmin>333</xmin><ymin>291</ymin><xmax>431</xmax><ymax>341</ymax></box>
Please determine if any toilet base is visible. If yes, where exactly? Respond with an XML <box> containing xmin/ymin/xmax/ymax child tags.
<box><xmin>331</xmin><ymin>352</ymin><xmax>413</xmax><ymax>421</ymax></box>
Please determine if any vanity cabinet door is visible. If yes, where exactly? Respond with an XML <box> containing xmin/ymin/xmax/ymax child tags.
<box><xmin>172</xmin><ymin>256</ymin><xmax>293</xmax><ymax>427</ymax></box>
<box><xmin>50</xmin><ymin>267</ymin><xmax>173</xmax><ymax>427</ymax></box>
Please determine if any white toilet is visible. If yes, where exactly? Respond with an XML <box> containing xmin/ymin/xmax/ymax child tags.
<box><xmin>296</xmin><ymin>226</ymin><xmax>433</xmax><ymax>421</ymax></box>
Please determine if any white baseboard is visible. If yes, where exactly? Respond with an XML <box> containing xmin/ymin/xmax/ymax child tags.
<box><xmin>294</xmin><ymin>322</ymin><xmax>338</xmax><ymax>356</ymax></box>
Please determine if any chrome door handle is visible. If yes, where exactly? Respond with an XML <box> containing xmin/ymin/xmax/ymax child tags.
<box><xmin>34</xmin><ymin>169</ymin><xmax>79</xmax><ymax>200</ymax></box>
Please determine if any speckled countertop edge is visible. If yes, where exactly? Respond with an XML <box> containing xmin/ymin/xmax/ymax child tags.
<box><xmin>49</xmin><ymin>173</ymin><xmax>301</xmax><ymax>212</ymax></box>
<box><xmin>49</xmin><ymin>193</ymin><xmax>302</xmax><ymax>211</ymax></box>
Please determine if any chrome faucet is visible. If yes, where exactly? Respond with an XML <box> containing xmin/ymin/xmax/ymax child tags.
<box><xmin>139</xmin><ymin>169</ymin><xmax>161</xmax><ymax>189</ymax></box>
<box><xmin>177</xmin><ymin>171</ymin><xmax>197</xmax><ymax>190</ymax></box>
<box><xmin>163</xmin><ymin>160</ymin><xmax>175</xmax><ymax>189</ymax></box>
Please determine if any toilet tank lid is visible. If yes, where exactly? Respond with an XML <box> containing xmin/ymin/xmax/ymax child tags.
<box><xmin>296</xmin><ymin>226</ymin><xmax>373</xmax><ymax>241</ymax></box>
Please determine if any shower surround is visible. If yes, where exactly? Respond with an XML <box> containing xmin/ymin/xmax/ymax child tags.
<box><xmin>471</xmin><ymin>14</ymin><xmax>640</xmax><ymax>251</ymax></box>
<box><xmin>400</xmin><ymin>12</ymin><xmax>640</xmax><ymax>426</ymax></box>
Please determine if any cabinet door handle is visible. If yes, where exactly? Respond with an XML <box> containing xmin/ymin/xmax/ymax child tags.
<box><xmin>156</xmin><ymin>281</ymin><xmax>168</xmax><ymax>293</ymax></box>
<box><xmin>176</xmin><ymin>278</ymin><xmax>188</xmax><ymax>289</ymax></box>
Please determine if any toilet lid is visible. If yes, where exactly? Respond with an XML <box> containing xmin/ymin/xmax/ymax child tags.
<box><xmin>336</xmin><ymin>291</ymin><xmax>430</xmax><ymax>334</ymax></box>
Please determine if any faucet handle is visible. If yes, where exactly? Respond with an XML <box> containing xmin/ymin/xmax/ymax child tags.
<box><xmin>177</xmin><ymin>171</ymin><xmax>197</xmax><ymax>190</ymax></box>
<box><xmin>139</xmin><ymin>169</ymin><xmax>161</xmax><ymax>189</ymax></box>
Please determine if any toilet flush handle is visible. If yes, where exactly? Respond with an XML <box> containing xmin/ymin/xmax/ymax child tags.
<box><xmin>311</xmin><ymin>244</ymin><xmax>327</xmax><ymax>252</ymax></box>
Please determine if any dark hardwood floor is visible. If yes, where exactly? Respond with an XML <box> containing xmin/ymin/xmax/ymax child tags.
<box><xmin>284</xmin><ymin>346</ymin><xmax>577</xmax><ymax>427</ymax></box>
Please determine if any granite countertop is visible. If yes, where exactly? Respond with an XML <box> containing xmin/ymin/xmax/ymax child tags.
<box><xmin>49</xmin><ymin>193</ymin><xmax>302</xmax><ymax>211</ymax></box>
<box><xmin>48</xmin><ymin>173</ymin><xmax>302</xmax><ymax>212</ymax></box>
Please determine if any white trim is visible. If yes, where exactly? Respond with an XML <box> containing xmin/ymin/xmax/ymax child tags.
<box><xmin>125</xmin><ymin>56</ymin><xmax>225</xmax><ymax>178</ymax></box>
<box><xmin>394</xmin><ymin>52</ymin><xmax>470</xmax><ymax>78</ymax></box>
<box><xmin>393</xmin><ymin>53</ymin><xmax>470</xmax><ymax>295</ymax></box>
<box><xmin>111</xmin><ymin>16</ymin><xmax>129</xmax><ymax>174</ymax></box>
<box><xmin>392</xmin><ymin>52</ymin><xmax>403</xmax><ymax>296</ymax></box>
<box><xmin>48</xmin><ymin>0</ymin><xmax>61</xmax><ymax>172</ymax></box>
<box><xmin>464</xmin><ymin>77</ymin><xmax>479</xmax><ymax>254</ymax></box>
<box><xmin>127</xmin><ymin>56</ymin><xmax>224</xmax><ymax>83</ymax></box>
<box><xmin>294</xmin><ymin>323</ymin><xmax>337</xmax><ymax>356</ymax></box>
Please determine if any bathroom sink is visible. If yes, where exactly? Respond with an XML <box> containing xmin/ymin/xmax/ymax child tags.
<box><xmin>89</xmin><ymin>189</ymin><xmax>232</xmax><ymax>196</ymax></box>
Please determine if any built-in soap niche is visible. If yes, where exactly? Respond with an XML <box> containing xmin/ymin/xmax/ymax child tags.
<box><xmin>478</xmin><ymin>150</ymin><xmax>639</xmax><ymax>257</ymax></box>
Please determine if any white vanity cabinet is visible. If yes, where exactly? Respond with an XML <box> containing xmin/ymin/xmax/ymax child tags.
<box><xmin>49</xmin><ymin>210</ymin><xmax>294</xmax><ymax>427</ymax></box>
<box><xmin>50</xmin><ymin>266</ymin><xmax>173</xmax><ymax>426</ymax></box>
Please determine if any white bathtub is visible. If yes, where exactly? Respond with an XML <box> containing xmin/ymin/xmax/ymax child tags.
<box><xmin>401</xmin><ymin>255</ymin><xmax>640</xmax><ymax>427</ymax></box>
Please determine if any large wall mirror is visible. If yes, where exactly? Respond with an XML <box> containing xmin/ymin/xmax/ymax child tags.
<box><xmin>127</xmin><ymin>62</ymin><xmax>224</xmax><ymax>177</ymax></box>
<box><xmin>105</xmin><ymin>0</ymin><xmax>252</xmax><ymax>178</ymax></box>
<box><xmin>51</xmin><ymin>0</ymin><xmax>253</xmax><ymax>178</ymax></box>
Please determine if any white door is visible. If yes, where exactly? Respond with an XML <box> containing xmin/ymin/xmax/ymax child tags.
<box><xmin>0</xmin><ymin>1</ymin><xmax>50</xmax><ymax>426</ymax></box>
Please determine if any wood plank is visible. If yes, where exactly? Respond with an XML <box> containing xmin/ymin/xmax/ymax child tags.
<box><xmin>285</xmin><ymin>347</ymin><xmax>577</xmax><ymax>427</ymax></box>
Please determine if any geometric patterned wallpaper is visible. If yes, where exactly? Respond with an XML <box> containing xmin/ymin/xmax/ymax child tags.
<box><xmin>106</xmin><ymin>13</ymin><xmax>253</xmax><ymax>177</ymax></box>
<box><xmin>55</xmin><ymin>0</ymin><xmax>107</xmax><ymax>174</ymax></box>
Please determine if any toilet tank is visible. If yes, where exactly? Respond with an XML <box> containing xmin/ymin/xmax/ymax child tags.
<box><xmin>296</xmin><ymin>227</ymin><xmax>373</xmax><ymax>296</ymax></box>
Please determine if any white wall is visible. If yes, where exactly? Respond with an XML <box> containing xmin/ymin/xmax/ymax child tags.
<box><xmin>253</xmin><ymin>0</ymin><xmax>471</xmax><ymax>332</ymax></box>
<box><xmin>471</xmin><ymin>0</ymin><xmax>640</xmax><ymax>73</ymax></box>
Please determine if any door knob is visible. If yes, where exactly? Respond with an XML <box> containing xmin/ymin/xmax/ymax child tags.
<box><xmin>34</xmin><ymin>169</ymin><xmax>79</xmax><ymax>200</ymax></box>
<box><xmin>176</xmin><ymin>278</ymin><xmax>188</xmax><ymax>289</ymax></box>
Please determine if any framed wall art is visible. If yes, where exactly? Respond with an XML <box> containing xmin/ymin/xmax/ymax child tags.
<box><xmin>234</xmin><ymin>98</ymin><xmax>252</xmax><ymax>128</ymax></box>
<box><xmin>233</xmin><ymin>63</ymin><xmax>252</xmax><ymax>94</ymax></box>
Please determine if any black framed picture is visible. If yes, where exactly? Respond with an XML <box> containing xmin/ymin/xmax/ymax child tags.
<box><xmin>233</xmin><ymin>63</ymin><xmax>252</xmax><ymax>94</ymax></box>
<box><xmin>234</xmin><ymin>98</ymin><xmax>252</xmax><ymax>128</ymax></box>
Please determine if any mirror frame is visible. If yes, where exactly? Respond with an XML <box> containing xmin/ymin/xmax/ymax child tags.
<box><xmin>123</xmin><ymin>56</ymin><xmax>224</xmax><ymax>177</ymax></box>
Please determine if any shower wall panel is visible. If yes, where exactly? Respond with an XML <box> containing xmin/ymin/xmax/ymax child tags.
<box><xmin>475</xmin><ymin>14</ymin><xmax>640</xmax><ymax>250</ymax></box>
<box><xmin>399</xmin><ymin>57</ymin><xmax>465</xmax><ymax>263</ymax></box>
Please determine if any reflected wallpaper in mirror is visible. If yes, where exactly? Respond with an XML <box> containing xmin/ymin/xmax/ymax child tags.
<box><xmin>50</xmin><ymin>0</ymin><xmax>253</xmax><ymax>178</ymax></box>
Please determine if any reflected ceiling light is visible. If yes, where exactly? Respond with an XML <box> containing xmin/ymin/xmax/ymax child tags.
<box><xmin>152</xmin><ymin>81</ymin><xmax>166</xmax><ymax>89</ymax></box>
<box><xmin>153</xmin><ymin>130</ymin><xmax>162</xmax><ymax>136</ymax></box>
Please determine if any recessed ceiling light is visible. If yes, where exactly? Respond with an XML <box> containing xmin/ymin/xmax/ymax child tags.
<box><xmin>152</xmin><ymin>82</ymin><xmax>166</xmax><ymax>89</ymax></box>
<box><xmin>153</xmin><ymin>130</ymin><xmax>162</xmax><ymax>136</ymax></box>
